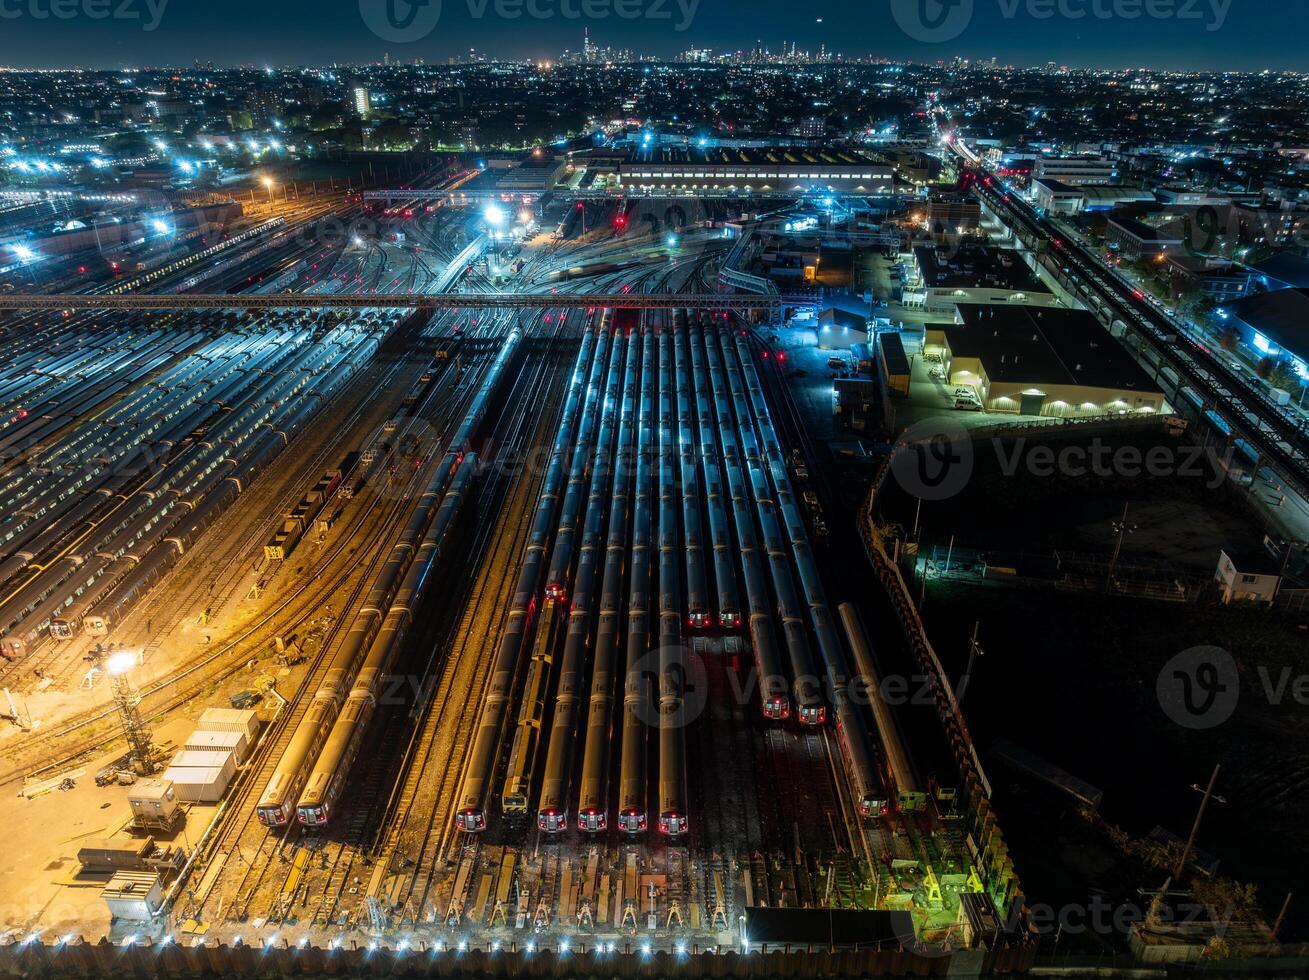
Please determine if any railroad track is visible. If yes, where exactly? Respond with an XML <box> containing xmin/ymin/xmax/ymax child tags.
<box><xmin>267</xmin><ymin>314</ymin><xmax>532</xmax><ymax>930</ymax></box>
<box><xmin>372</xmin><ymin>316</ymin><xmax>579</xmax><ymax>927</ymax></box>
<box><xmin>7</xmin><ymin>321</ymin><xmax>469</xmax><ymax>785</ymax></box>
<box><xmin>186</xmin><ymin>342</ymin><xmax>496</xmax><ymax>926</ymax></box>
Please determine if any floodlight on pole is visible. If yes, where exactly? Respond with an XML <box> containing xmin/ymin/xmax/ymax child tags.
<box><xmin>484</xmin><ymin>204</ymin><xmax>506</xmax><ymax>227</ymax></box>
<box><xmin>106</xmin><ymin>650</ymin><xmax>140</xmax><ymax>675</ymax></box>
<box><xmin>107</xmin><ymin>650</ymin><xmax>154</xmax><ymax>775</ymax></box>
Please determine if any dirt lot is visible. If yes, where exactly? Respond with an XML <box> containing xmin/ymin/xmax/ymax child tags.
<box><xmin>922</xmin><ymin>580</ymin><xmax>1309</xmax><ymax>943</ymax></box>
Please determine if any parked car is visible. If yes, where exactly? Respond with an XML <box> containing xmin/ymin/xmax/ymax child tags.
<box><xmin>954</xmin><ymin>398</ymin><xmax>982</xmax><ymax>412</ymax></box>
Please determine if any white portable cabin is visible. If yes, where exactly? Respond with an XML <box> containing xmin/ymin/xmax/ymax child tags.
<box><xmin>184</xmin><ymin>728</ymin><xmax>250</xmax><ymax>763</ymax></box>
<box><xmin>102</xmin><ymin>871</ymin><xmax>163</xmax><ymax>921</ymax></box>
<box><xmin>127</xmin><ymin>778</ymin><xmax>180</xmax><ymax>826</ymax></box>
<box><xmin>197</xmin><ymin>707</ymin><xmax>260</xmax><ymax>741</ymax></box>
<box><xmin>162</xmin><ymin>764</ymin><xmax>233</xmax><ymax>803</ymax></box>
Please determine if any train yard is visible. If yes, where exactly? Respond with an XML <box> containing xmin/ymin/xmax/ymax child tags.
<box><xmin>0</xmin><ymin>177</ymin><xmax>1019</xmax><ymax>963</ymax></box>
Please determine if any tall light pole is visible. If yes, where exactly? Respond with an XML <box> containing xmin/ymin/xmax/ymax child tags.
<box><xmin>261</xmin><ymin>176</ymin><xmax>275</xmax><ymax>204</ymax></box>
<box><xmin>1106</xmin><ymin>502</ymin><xmax>1136</xmax><ymax>592</ymax></box>
<box><xmin>106</xmin><ymin>651</ymin><xmax>154</xmax><ymax>776</ymax></box>
<box><xmin>1173</xmin><ymin>764</ymin><xmax>1220</xmax><ymax>879</ymax></box>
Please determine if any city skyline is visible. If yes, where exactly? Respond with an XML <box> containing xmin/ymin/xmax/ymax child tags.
<box><xmin>0</xmin><ymin>0</ymin><xmax>1303</xmax><ymax>71</ymax></box>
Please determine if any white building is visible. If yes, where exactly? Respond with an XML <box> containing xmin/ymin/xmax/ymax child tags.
<box><xmin>1214</xmin><ymin>549</ymin><xmax>1281</xmax><ymax>605</ymax></box>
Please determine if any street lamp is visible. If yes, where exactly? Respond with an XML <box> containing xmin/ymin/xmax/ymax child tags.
<box><xmin>261</xmin><ymin>176</ymin><xmax>276</xmax><ymax>203</ymax></box>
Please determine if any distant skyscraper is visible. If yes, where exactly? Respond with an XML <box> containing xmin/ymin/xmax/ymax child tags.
<box><xmin>583</xmin><ymin>28</ymin><xmax>593</xmax><ymax>63</ymax></box>
<box><xmin>353</xmin><ymin>86</ymin><xmax>372</xmax><ymax>118</ymax></box>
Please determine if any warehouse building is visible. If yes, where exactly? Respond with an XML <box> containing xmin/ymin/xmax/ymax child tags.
<box><xmin>1033</xmin><ymin>178</ymin><xmax>1155</xmax><ymax>214</ymax></box>
<box><xmin>1031</xmin><ymin>155</ymin><xmax>1117</xmax><ymax>186</ymax></box>
<box><xmin>903</xmin><ymin>244</ymin><xmax>1057</xmax><ymax>314</ymax></box>
<box><xmin>925</xmin><ymin>305</ymin><xmax>1167</xmax><ymax>418</ymax></box>
<box><xmin>1106</xmin><ymin>216</ymin><xmax>1185</xmax><ymax>260</ymax></box>
<box><xmin>617</xmin><ymin>146</ymin><xmax>895</xmax><ymax>194</ymax></box>
<box><xmin>1222</xmin><ymin>288</ymin><xmax>1309</xmax><ymax>384</ymax></box>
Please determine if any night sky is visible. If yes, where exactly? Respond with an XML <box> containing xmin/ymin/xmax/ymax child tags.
<box><xmin>0</xmin><ymin>0</ymin><xmax>1300</xmax><ymax>70</ymax></box>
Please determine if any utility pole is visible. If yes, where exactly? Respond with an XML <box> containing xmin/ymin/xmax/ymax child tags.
<box><xmin>1173</xmin><ymin>764</ymin><xmax>1220</xmax><ymax>880</ymax></box>
<box><xmin>1273</xmin><ymin>893</ymin><xmax>1293</xmax><ymax>941</ymax></box>
<box><xmin>959</xmin><ymin>621</ymin><xmax>984</xmax><ymax>703</ymax></box>
<box><xmin>1106</xmin><ymin>502</ymin><xmax>1135</xmax><ymax>592</ymax></box>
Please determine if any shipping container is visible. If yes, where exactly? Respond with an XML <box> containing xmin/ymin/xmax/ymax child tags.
<box><xmin>77</xmin><ymin>837</ymin><xmax>156</xmax><ymax>872</ymax></box>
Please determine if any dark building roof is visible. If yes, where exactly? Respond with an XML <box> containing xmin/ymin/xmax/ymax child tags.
<box><xmin>818</xmin><ymin>307</ymin><xmax>867</xmax><ymax>332</ymax></box>
<box><xmin>878</xmin><ymin>332</ymin><xmax>910</xmax><ymax>377</ymax></box>
<box><xmin>1033</xmin><ymin>177</ymin><xmax>1080</xmax><ymax>194</ymax></box>
<box><xmin>950</xmin><ymin>305</ymin><xmax>1162</xmax><ymax>393</ymax></box>
<box><xmin>744</xmin><ymin>906</ymin><xmax>917</xmax><ymax>948</ymax></box>
<box><xmin>913</xmin><ymin>244</ymin><xmax>1047</xmax><ymax>294</ymax></box>
<box><xmin>1227</xmin><ymin>288</ymin><xmax>1309</xmax><ymax>361</ymax></box>
<box><xmin>1108</xmin><ymin>216</ymin><xmax>1183</xmax><ymax>244</ymax></box>
<box><xmin>1221</xmin><ymin>548</ymin><xmax>1282</xmax><ymax>577</ymax></box>
<box><xmin>1248</xmin><ymin>251</ymin><xmax>1309</xmax><ymax>290</ymax></box>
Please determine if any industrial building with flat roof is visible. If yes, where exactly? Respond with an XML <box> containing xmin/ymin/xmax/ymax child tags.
<box><xmin>1224</xmin><ymin>288</ymin><xmax>1309</xmax><ymax>382</ymax></box>
<box><xmin>616</xmin><ymin>146</ymin><xmax>895</xmax><ymax>193</ymax></box>
<box><xmin>926</xmin><ymin>304</ymin><xmax>1167</xmax><ymax>418</ymax></box>
<box><xmin>904</xmin><ymin>244</ymin><xmax>1057</xmax><ymax>314</ymax></box>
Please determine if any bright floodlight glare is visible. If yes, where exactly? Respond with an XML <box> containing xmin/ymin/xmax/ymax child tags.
<box><xmin>261</xmin><ymin>176</ymin><xmax>274</xmax><ymax>188</ymax></box>
<box><xmin>106</xmin><ymin>651</ymin><xmax>138</xmax><ymax>675</ymax></box>
<box><xmin>151</xmin><ymin>219</ymin><xmax>171</xmax><ymax>234</ymax></box>
<box><xmin>483</xmin><ymin>204</ymin><xmax>506</xmax><ymax>226</ymax></box>
<box><xmin>12</xmin><ymin>244</ymin><xmax>34</xmax><ymax>262</ymax></box>
<box><xmin>642</xmin><ymin>942</ymin><xmax>652</xmax><ymax>955</ymax></box>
